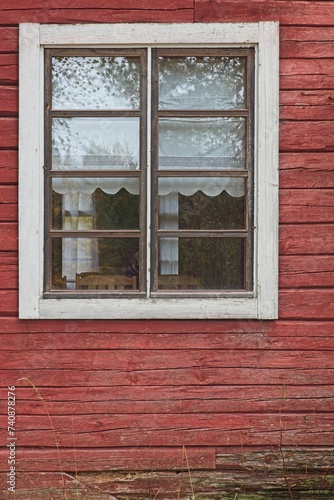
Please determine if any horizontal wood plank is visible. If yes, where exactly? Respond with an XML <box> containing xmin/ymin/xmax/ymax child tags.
<box><xmin>0</xmin><ymin>446</ymin><xmax>215</xmax><ymax>472</ymax></box>
<box><xmin>8</xmin><ymin>413</ymin><xmax>334</xmax><ymax>447</ymax></box>
<box><xmin>280</xmin><ymin>224</ymin><xmax>334</xmax><ymax>255</ymax></box>
<box><xmin>4</xmin><ymin>385</ymin><xmax>334</xmax><ymax>414</ymax></box>
<box><xmin>0</xmin><ymin>290</ymin><xmax>17</xmax><ymax>314</ymax></box>
<box><xmin>0</xmin><ymin>317</ymin><xmax>333</xmax><ymax>335</ymax></box>
<box><xmin>280</xmin><ymin>59</ymin><xmax>334</xmax><ymax>90</ymax></box>
<box><xmin>0</xmin><ymin>27</ymin><xmax>18</xmax><ymax>53</ymax></box>
<box><xmin>0</xmin><ymin>5</ymin><xmax>194</xmax><ymax>24</ymax></box>
<box><xmin>0</xmin><ymin>54</ymin><xmax>18</xmax><ymax>85</ymax></box>
<box><xmin>280</xmin><ymin>121</ymin><xmax>334</xmax><ymax>151</ymax></box>
<box><xmin>280</xmin><ymin>255</ymin><xmax>334</xmax><ymax>288</ymax></box>
<box><xmin>280</xmin><ymin>289</ymin><xmax>334</xmax><ymax>320</ymax></box>
<box><xmin>2</xmin><ymin>348</ymin><xmax>334</xmax><ymax>370</ymax></box>
<box><xmin>2</xmin><ymin>329</ymin><xmax>334</xmax><ymax>351</ymax></box>
<box><xmin>0</xmin><ymin>117</ymin><xmax>17</xmax><ymax>148</ymax></box>
<box><xmin>280</xmin><ymin>41</ymin><xmax>334</xmax><ymax>59</ymax></box>
<box><xmin>3</xmin><ymin>366</ymin><xmax>334</xmax><ymax>386</ymax></box>
<box><xmin>280</xmin><ymin>90</ymin><xmax>334</xmax><ymax>121</ymax></box>
<box><xmin>280</xmin><ymin>153</ymin><xmax>334</xmax><ymax>189</ymax></box>
<box><xmin>0</xmin><ymin>85</ymin><xmax>18</xmax><ymax>116</ymax></box>
<box><xmin>280</xmin><ymin>26</ymin><xmax>334</xmax><ymax>42</ymax></box>
<box><xmin>1</xmin><ymin>470</ymin><xmax>333</xmax><ymax>499</ymax></box>
<box><xmin>0</xmin><ymin>0</ymin><xmax>193</xmax><ymax>7</ymax></box>
<box><xmin>195</xmin><ymin>1</ymin><xmax>334</xmax><ymax>25</ymax></box>
<box><xmin>279</xmin><ymin>189</ymin><xmax>334</xmax><ymax>223</ymax></box>
<box><xmin>0</xmin><ymin>223</ymin><xmax>17</xmax><ymax>250</ymax></box>
<box><xmin>0</xmin><ymin>150</ymin><xmax>17</xmax><ymax>183</ymax></box>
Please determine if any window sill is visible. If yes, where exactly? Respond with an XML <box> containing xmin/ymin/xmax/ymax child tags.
<box><xmin>36</xmin><ymin>295</ymin><xmax>273</xmax><ymax>320</ymax></box>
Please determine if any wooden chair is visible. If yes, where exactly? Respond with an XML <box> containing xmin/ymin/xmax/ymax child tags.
<box><xmin>158</xmin><ymin>274</ymin><xmax>201</xmax><ymax>290</ymax></box>
<box><xmin>76</xmin><ymin>273</ymin><xmax>137</xmax><ymax>290</ymax></box>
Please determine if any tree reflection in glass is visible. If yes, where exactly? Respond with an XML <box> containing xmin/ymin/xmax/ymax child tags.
<box><xmin>159</xmin><ymin>56</ymin><xmax>245</xmax><ymax>110</ymax></box>
<box><xmin>52</xmin><ymin>56</ymin><xmax>140</xmax><ymax>110</ymax></box>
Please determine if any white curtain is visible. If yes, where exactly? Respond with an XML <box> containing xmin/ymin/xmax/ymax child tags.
<box><xmin>62</xmin><ymin>192</ymin><xmax>98</xmax><ymax>289</ymax></box>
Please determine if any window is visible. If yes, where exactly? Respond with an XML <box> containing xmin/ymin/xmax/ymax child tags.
<box><xmin>19</xmin><ymin>22</ymin><xmax>279</xmax><ymax>319</ymax></box>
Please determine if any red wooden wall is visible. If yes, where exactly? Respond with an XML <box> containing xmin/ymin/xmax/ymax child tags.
<box><xmin>0</xmin><ymin>1</ymin><xmax>334</xmax><ymax>498</ymax></box>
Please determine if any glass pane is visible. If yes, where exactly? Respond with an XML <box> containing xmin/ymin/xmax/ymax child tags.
<box><xmin>52</xmin><ymin>117</ymin><xmax>139</xmax><ymax>170</ymax></box>
<box><xmin>158</xmin><ymin>178</ymin><xmax>245</xmax><ymax>230</ymax></box>
<box><xmin>52</xmin><ymin>179</ymin><xmax>140</xmax><ymax>230</ymax></box>
<box><xmin>159</xmin><ymin>117</ymin><xmax>245</xmax><ymax>170</ymax></box>
<box><xmin>52</xmin><ymin>56</ymin><xmax>140</xmax><ymax>110</ymax></box>
<box><xmin>159</xmin><ymin>56</ymin><xmax>246</xmax><ymax>109</ymax></box>
<box><xmin>158</xmin><ymin>237</ymin><xmax>245</xmax><ymax>290</ymax></box>
<box><xmin>51</xmin><ymin>238</ymin><xmax>139</xmax><ymax>290</ymax></box>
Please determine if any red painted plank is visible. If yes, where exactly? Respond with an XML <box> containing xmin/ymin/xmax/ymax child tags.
<box><xmin>280</xmin><ymin>121</ymin><xmax>334</xmax><ymax>152</ymax></box>
<box><xmin>279</xmin><ymin>189</ymin><xmax>334</xmax><ymax>224</ymax></box>
<box><xmin>0</xmin><ymin>316</ymin><xmax>333</xmax><ymax>335</ymax></box>
<box><xmin>0</xmin><ymin>117</ymin><xmax>17</xmax><ymax>148</ymax></box>
<box><xmin>280</xmin><ymin>255</ymin><xmax>334</xmax><ymax>288</ymax></box>
<box><xmin>280</xmin><ymin>93</ymin><xmax>334</xmax><ymax>120</ymax></box>
<box><xmin>3</xmin><ymin>348</ymin><xmax>334</xmax><ymax>371</ymax></box>
<box><xmin>0</xmin><ymin>150</ymin><xmax>17</xmax><ymax>183</ymax></box>
<box><xmin>281</xmin><ymin>42</ymin><xmax>334</xmax><ymax>59</ymax></box>
<box><xmin>0</xmin><ymin>27</ymin><xmax>18</xmax><ymax>52</ymax></box>
<box><xmin>3</xmin><ymin>330</ymin><xmax>334</xmax><ymax>351</ymax></box>
<box><xmin>3</xmin><ymin>366</ymin><xmax>334</xmax><ymax>386</ymax></box>
<box><xmin>0</xmin><ymin>223</ymin><xmax>17</xmax><ymax>250</ymax></box>
<box><xmin>280</xmin><ymin>59</ymin><xmax>334</xmax><ymax>90</ymax></box>
<box><xmin>0</xmin><ymin>54</ymin><xmax>18</xmax><ymax>85</ymax></box>
<box><xmin>280</xmin><ymin>153</ymin><xmax>334</xmax><ymax>189</ymax></box>
<box><xmin>0</xmin><ymin>3</ymin><xmax>194</xmax><ymax>24</ymax></box>
<box><xmin>280</xmin><ymin>289</ymin><xmax>334</xmax><ymax>320</ymax></box>
<box><xmin>194</xmin><ymin>1</ymin><xmax>334</xmax><ymax>25</ymax></box>
<box><xmin>280</xmin><ymin>224</ymin><xmax>334</xmax><ymax>255</ymax></box>
<box><xmin>280</xmin><ymin>26</ymin><xmax>334</xmax><ymax>42</ymax></box>
<box><xmin>0</xmin><ymin>252</ymin><xmax>17</xmax><ymax>288</ymax></box>
<box><xmin>0</xmin><ymin>0</ymin><xmax>193</xmax><ymax>7</ymax></box>
<box><xmin>7</xmin><ymin>385</ymin><xmax>334</xmax><ymax>415</ymax></box>
<box><xmin>0</xmin><ymin>86</ymin><xmax>18</xmax><ymax>116</ymax></box>
<box><xmin>0</xmin><ymin>290</ymin><xmax>17</xmax><ymax>315</ymax></box>
<box><xmin>0</xmin><ymin>204</ymin><xmax>17</xmax><ymax>221</ymax></box>
<box><xmin>0</xmin><ymin>446</ymin><xmax>215</xmax><ymax>472</ymax></box>
<box><xmin>9</xmin><ymin>413</ymin><xmax>334</xmax><ymax>447</ymax></box>
<box><xmin>280</xmin><ymin>91</ymin><xmax>334</xmax><ymax>107</ymax></box>
<box><xmin>0</xmin><ymin>185</ymin><xmax>17</xmax><ymax>203</ymax></box>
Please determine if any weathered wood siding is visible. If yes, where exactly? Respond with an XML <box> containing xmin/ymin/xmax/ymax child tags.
<box><xmin>0</xmin><ymin>1</ymin><xmax>333</xmax><ymax>498</ymax></box>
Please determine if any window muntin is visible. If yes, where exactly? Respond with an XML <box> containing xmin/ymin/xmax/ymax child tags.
<box><xmin>45</xmin><ymin>47</ymin><xmax>254</xmax><ymax>295</ymax></box>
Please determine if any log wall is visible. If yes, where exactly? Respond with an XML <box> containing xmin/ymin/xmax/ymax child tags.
<box><xmin>0</xmin><ymin>1</ymin><xmax>333</xmax><ymax>498</ymax></box>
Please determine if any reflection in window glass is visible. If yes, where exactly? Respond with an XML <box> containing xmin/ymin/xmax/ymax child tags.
<box><xmin>158</xmin><ymin>178</ymin><xmax>245</xmax><ymax>230</ymax></box>
<box><xmin>52</xmin><ymin>117</ymin><xmax>139</xmax><ymax>170</ymax></box>
<box><xmin>159</xmin><ymin>117</ymin><xmax>245</xmax><ymax>170</ymax></box>
<box><xmin>51</xmin><ymin>179</ymin><xmax>140</xmax><ymax>230</ymax></box>
<box><xmin>51</xmin><ymin>238</ymin><xmax>139</xmax><ymax>290</ymax></box>
<box><xmin>52</xmin><ymin>56</ymin><xmax>141</xmax><ymax>110</ymax></box>
<box><xmin>159</xmin><ymin>56</ymin><xmax>245</xmax><ymax>110</ymax></box>
<box><xmin>158</xmin><ymin>238</ymin><xmax>245</xmax><ymax>290</ymax></box>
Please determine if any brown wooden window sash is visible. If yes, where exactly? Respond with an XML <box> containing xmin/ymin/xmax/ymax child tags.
<box><xmin>44</xmin><ymin>47</ymin><xmax>254</xmax><ymax>297</ymax></box>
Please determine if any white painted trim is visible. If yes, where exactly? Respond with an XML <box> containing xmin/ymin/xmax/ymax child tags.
<box><xmin>19</xmin><ymin>22</ymin><xmax>279</xmax><ymax>320</ymax></box>
<box><xmin>39</xmin><ymin>297</ymin><xmax>258</xmax><ymax>320</ymax></box>
<box><xmin>256</xmin><ymin>22</ymin><xmax>279</xmax><ymax>319</ymax></box>
<box><xmin>19</xmin><ymin>23</ymin><xmax>43</xmax><ymax>319</ymax></box>
<box><xmin>40</xmin><ymin>23</ymin><xmax>261</xmax><ymax>46</ymax></box>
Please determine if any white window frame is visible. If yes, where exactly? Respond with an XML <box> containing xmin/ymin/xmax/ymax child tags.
<box><xmin>19</xmin><ymin>22</ymin><xmax>279</xmax><ymax>320</ymax></box>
